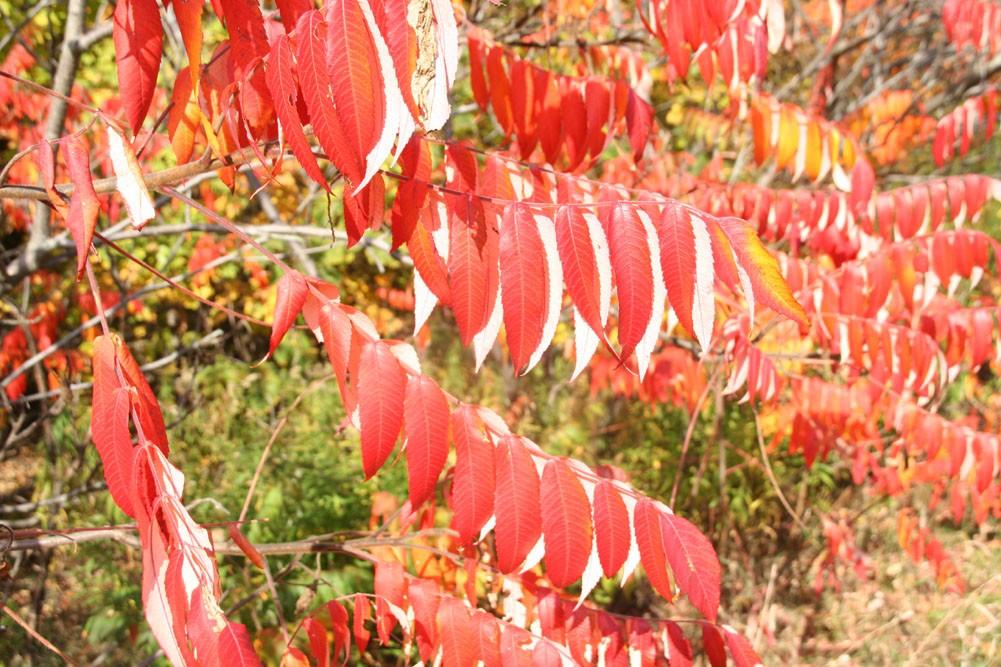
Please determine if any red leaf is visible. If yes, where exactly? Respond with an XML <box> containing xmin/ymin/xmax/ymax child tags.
<box><xmin>607</xmin><ymin>203</ymin><xmax>655</xmax><ymax>362</ymax></box>
<box><xmin>702</xmin><ymin>625</ymin><xmax>727</xmax><ymax>667</ymax></box>
<box><xmin>294</xmin><ymin>10</ymin><xmax>362</xmax><ymax>185</ymax></box>
<box><xmin>500</xmin><ymin>625</ymin><xmax>535</xmax><ymax>665</ymax></box>
<box><xmin>378</xmin><ymin>0</ymin><xmax>421</xmax><ymax>120</ymax></box>
<box><xmin>707</xmin><ymin>219</ymin><xmax>741</xmax><ymax>294</ymax></box>
<box><xmin>281</xmin><ymin>648</ymin><xmax>310</xmax><ymax>667</ymax></box>
<box><xmin>535</xmin><ymin>67</ymin><xmax>563</xmax><ymax>164</ymax></box>
<box><xmin>500</xmin><ymin>205</ymin><xmax>549</xmax><ymax>373</ymax></box>
<box><xmin>327</xmin><ymin>599</ymin><xmax>351</xmax><ymax>664</ymax></box>
<box><xmin>486</xmin><ymin>45</ymin><xmax>514</xmax><ymax>134</ymax></box>
<box><xmin>390</xmin><ymin>137</ymin><xmax>432</xmax><ymax>250</ymax></box>
<box><xmin>661</xmin><ymin>512</ymin><xmax>721</xmax><ymax>622</ymax></box>
<box><xmin>374</xmin><ymin>560</ymin><xmax>407</xmax><ymax>610</ymax></box>
<box><xmin>161</xmin><ymin>550</ymin><xmax>194</xmax><ymax>665</ymax></box>
<box><xmin>540</xmin><ymin>460</ymin><xmax>593</xmax><ymax>588</ymax></box>
<box><xmin>633</xmin><ymin>499</ymin><xmax>675</xmax><ymax>601</ymax></box>
<box><xmin>218</xmin><ymin>0</ymin><xmax>269</xmax><ymax>67</ymax></box>
<box><xmin>267</xmin><ymin>270</ymin><xmax>309</xmax><ymax>359</ymax></box>
<box><xmin>343</xmin><ymin>173</ymin><xmax>386</xmax><ymax>245</ymax></box>
<box><xmin>35</xmin><ymin>140</ymin><xmax>67</xmax><ymax>220</ymax></box>
<box><xmin>438</xmin><ymin>598</ymin><xmax>477</xmax><ymax>667</ymax></box>
<box><xmin>446</xmin><ymin>144</ymin><xmax>478</xmax><ymax>192</ymax></box>
<box><xmin>374</xmin><ymin>560</ymin><xmax>407</xmax><ymax>643</ymax></box>
<box><xmin>626</xmin><ymin>89</ymin><xmax>653</xmax><ymax>161</ymax></box>
<box><xmin>592</xmin><ymin>480</ymin><xmax>630</xmax><ymax>578</ymax></box>
<box><xmin>64</xmin><ymin>136</ymin><xmax>100</xmax><ymax>279</ymax></box>
<box><xmin>716</xmin><ymin>217</ymin><xmax>809</xmax><ymax>329</ymax></box>
<box><xmin>933</xmin><ymin>117</ymin><xmax>954</xmax><ymax>167</ymax></box>
<box><xmin>91</xmin><ymin>335</ymin><xmax>136</xmax><ymax>517</ymax></box>
<box><xmin>237</xmin><ymin>61</ymin><xmax>274</xmax><ymax>140</ymax></box>
<box><xmin>409</xmin><ymin>208</ymin><xmax>451</xmax><ymax>303</ymax></box>
<box><xmin>404</xmin><ymin>375</ymin><xmax>451</xmax><ymax>507</ymax></box>
<box><xmin>318</xmin><ymin>302</ymin><xmax>358</xmax><ymax>413</ymax></box>
<box><xmin>509</xmin><ymin>59</ymin><xmax>537</xmax><ymax>158</ymax></box>
<box><xmin>4</xmin><ymin>375</ymin><xmax>26</xmax><ymax>402</ymax></box>
<box><xmin>113</xmin><ymin>0</ymin><xmax>163</xmax><ymax>133</ymax></box>
<box><xmin>450</xmin><ymin>404</ymin><xmax>496</xmax><ymax>544</ymax></box>
<box><xmin>563</xmin><ymin>611</ymin><xmax>594</xmax><ymax>664</ymax></box>
<box><xmin>275</xmin><ymin>0</ymin><xmax>312</xmax><ymax>32</ymax></box>
<box><xmin>970</xmin><ymin>308</ymin><xmax>994</xmax><ymax>367</ymax></box>
<box><xmin>947</xmin><ymin>176</ymin><xmax>967</xmax><ymax>222</ymax></box>
<box><xmin>217</xmin><ymin>621</ymin><xmax>262</xmax><ymax>666</ymax></box>
<box><xmin>326</xmin><ymin>0</ymin><xmax>385</xmax><ymax>187</ymax></box>
<box><xmin>555</xmin><ymin>205</ymin><xmax>609</xmax><ymax>339</ymax></box>
<box><xmin>353</xmin><ymin>595</ymin><xmax>372</xmax><ymax>655</ymax></box>
<box><xmin>467</xmin><ymin>36</ymin><xmax>490</xmax><ymax>111</ymax></box>
<box><xmin>493</xmin><ymin>436</ymin><xmax>542</xmax><ymax>573</ymax></box>
<box><xmin>173</xmin><ymin>0</ymin><xmax>203</xmax><ymax>80</ymax></box>
<box><xmin>473</xmin><ymin>611</ymin><xmax>503</xmax><ymax>667</ymax></box>
<box><xmin>408</xmin><ymin>579</ymin><xmax>441</xmax><ymax>662</ymax></box>
<box><xmin>531</xmin><ymin>640</ymin><xmax>565</xmax><ymax>666</ymax></box>
<box><xmin>303</xmin><ymin>617</ymin><xmax>330</xmax><ymax>667</ymax></box>
<box><xmin>187</xmin><ymin>588</ymin><xmax>221</xmax><ymax>665</ymax></box>
<box><xmin>665</xmin><ymin>621</ymin><xmax>693</xmax><ymax>667</ymax></box>
<box><xmin>167</xmin><ymin>68</ymin><xmax>198</xmax><ymax>163</ymax></box>
<box><xmin>265</xmin><ymin>35</ymin><xmax>329</xmax><ymax>189</ymax></box>
<box><xmin>357</xmin><ymin>341</ymin><xmax>406</xmax><ymax>478</ymax></box>
<box><xmin>686</xmin><ymin>208</ymin><xmax>717</xmax><ymax>351</ymax></box>
<box><xmin>585</xmin><ymin>78</ymin><xmax>612</xmax><ymax>159</ymax></box>
<box><xmin>723</xmin><ymin>626</ymin><xmax>763</xmax><ymax>667</ymax></box>
<box><xmin>113</xmin><ymin>337</ymin><xmax>169</xmax><ymax>454</ymax></box>
<box><xmin>965</xmin><ymin>174</ymin><xmax>990</xmax><ymax>216</ymax></box>
<box><xmin>849</xmin><ymin>158</ymin><xmax>875</xmax><ymax>215</ymax></box>
<box><xmin>448</xmin><ymin>203</ymin><xmax>497</xmax><ymax>345</ymax></box>
<box><xmin>561</xmin><ymin>80</ymin><xmax>588</xmax><ymax>170</ymax></box>
<box><xmin>659</xmin><ymin>205</ymin><xmax>700</xmax><ymax>344</ymax></box>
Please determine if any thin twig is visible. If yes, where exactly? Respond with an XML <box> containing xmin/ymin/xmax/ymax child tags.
<box><xmin>752</xmin><ymin>409</ymin><xmax>808</xmax><ymax>532</ymax></box>
<box><xmin>905</xmin><ymin>573</ymin><xmax>1001</xmax><ymax>664</ymax></box>
<box><xmin>238</xmin><ymin>375</ymin><xmax>333</xmax><ymax>523</ymax></box>
<box><xmin>1</xmin><ymin>603</ymin><xmax>78</xmax><ymax>665</ymax></box>
<box><xmin>12</xmin><ymin>329</ymin><xmax>225</xmax><ymax>404</ymax></box>
<box><xmin>670</xmin><ymin>364</ymin><xmax>722</xmax><ymax>506</ymax></box>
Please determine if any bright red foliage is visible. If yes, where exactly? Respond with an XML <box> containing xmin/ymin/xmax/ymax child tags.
<box><xmin>11</xmin><ymin>0</ymin><xmax>1001</xmax><ymax>663</ymax></box>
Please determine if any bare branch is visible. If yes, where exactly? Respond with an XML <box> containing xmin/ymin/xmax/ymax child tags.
<box><xmin>22</xmin><ymin>0</ymin><xmax>91</xmax><ymax>280</ymax></box>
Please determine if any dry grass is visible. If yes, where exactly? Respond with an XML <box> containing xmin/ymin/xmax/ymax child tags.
<box><xmin>746</xmin><ymin>507</ymin><xmax>1001</xmax><ymax>666</ymax></box>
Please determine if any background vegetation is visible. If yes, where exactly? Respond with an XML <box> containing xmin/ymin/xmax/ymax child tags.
<box><xmin>2</xmin><ymin>0</ymin><xmax>1000</xmax><ymax>664</ymax></box>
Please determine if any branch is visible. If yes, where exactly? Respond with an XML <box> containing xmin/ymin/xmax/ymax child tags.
<box><xmin>0</xmin><ymin>603</ymin><xmax>78</xmax><ymax>666</ymax></box>
<box><xmin>0</xmin><ymin>216</ymin><xmax>404</xmax><ymax>394</ymax></box>
<box><xmin>0</xmin><ymin>481</ymin><xmax>106</xmax><ymax>515</ymax></box>
<box><xmin>4</xmin><ymin>525</ymin><xmax>448</xmax><ymax>561</ymax></box>
<box><xmin>0</xmin><ymin>246</ymin><xmax>264</xmax><ymax>392</ymax></box>
<box><xmin>923</xmin><ymin>51</ymin><xmax>1001</xmax><ymax>115</ymax></box>
<box><xmin>502</xmin><ymin>32</ymin><xmax>648</xmax><ymax>49</ymax></box>
<box><xmin>0</xmin><ymin>0</ymin><xmax>56</xmax><ymax>56</ymax></box>
<box><xmin>2</xmin><ymin>145</ymin><xmax>283</xmax><ymax>279</ymax></box>
<box><xmin>9</xmin><ymin>329</ymin><xmax>225</xmax><ymax>404</ymax></box>
<box><xmin>2</xmin><ymin>150</ymin><xmax>224</xmax><ymax>202</ymax></box>
<box><xmin>22</xmin><ymin>0</ymin><xmax>91</xmax><ymax>279</ymax></box>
